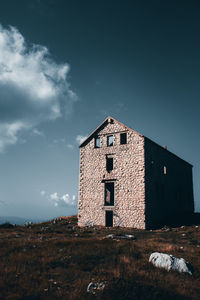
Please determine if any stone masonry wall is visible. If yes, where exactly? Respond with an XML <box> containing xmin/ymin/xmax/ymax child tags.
<box><xmin>78</xmin><ymin>119</ymin><xmax>146</xmax><ymax>229</ymax></box>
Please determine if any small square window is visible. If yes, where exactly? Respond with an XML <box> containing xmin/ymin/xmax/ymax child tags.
<box><xmin>95</xmin><ymin>137</ymin><xmax>101</xmax><ymax>148</ymax></box>
<box><xmin>107</xmin><ymin>135</ymin><xmax>114</xmax><ymax>146</ymax></box>
<box><xmin>120</xmin><ymin>133</ymin><xmax>127</xmax><ymax>144</ymax></box>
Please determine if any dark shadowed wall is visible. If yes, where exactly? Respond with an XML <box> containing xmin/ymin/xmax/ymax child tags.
<box><xmin>145</xmin><ymin>138</ymin><xmax>194</xmax><ymax>229</ymax></box>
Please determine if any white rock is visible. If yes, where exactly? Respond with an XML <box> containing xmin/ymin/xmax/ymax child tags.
<box><xmin>87</xmin><ymin>282</ymin><xmax>105</xmax><ymax>294</ymax></box>
<box><xmin>149</xmin><ymin>252</ymin><xmax>192</xmax><ymax>275</ymax></box>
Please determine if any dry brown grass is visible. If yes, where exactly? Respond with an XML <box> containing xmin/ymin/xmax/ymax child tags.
<box><xmin>0</xmin><ymin>216</ymin><xmax>200</xmax><ymax>299</ymax></box>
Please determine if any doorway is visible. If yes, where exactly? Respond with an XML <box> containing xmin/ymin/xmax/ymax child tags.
<box><xmin>105</xmin><ymin>210</ymin><xmax>113</xmax><ymax>227</ymax></box>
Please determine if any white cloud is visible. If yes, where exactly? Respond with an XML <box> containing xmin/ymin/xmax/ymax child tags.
<box><xmin>76</xmin><ymin>135</ymin><xmax>87</xmax><ymax>145</ymax></box>
<box><xmin>49</xmin><ymin>192</ymin><xmax>59</xmax><ymax>202</ymax></box>
<box><xmin>0</xmin><ymin>24</ymin><xmax>77</xmax><ymax>152</ymax></box>
<box><xmin>0</xmin><ymin>121</ymin><xmax>28</xmax><ymax>152</ymax></box>
<box><xmin>41</xmin><ymin>190</ymin><xmax>76</xmax><ymax>207</ymax></box>
<box><xmin>40</xmin><ymin>190</ymin><xmax>46</xmax><ymax>196</ymax></box>
<box><xmin>50</xmin><ymin>192</ymin><xmax>76</xmax><ymax>207</ymax></box>
<box><xmin>32</xmin><ymin>129</ymin><xmax>44</xmax><ymax>137</ymax></box>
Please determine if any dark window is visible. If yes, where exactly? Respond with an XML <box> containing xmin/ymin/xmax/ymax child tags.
<box><xmin>106</xmin><ymin>157</ymin><xmax>113</xmax><ymax>172</ymax></box>
<box><xmin>107</xmin><ymin>135</ymin><xmax>114</xmax><ymax>146</ymax></box>
<box><xmin>95</xmin><ymin>137</ymin><xmax>101</xmax><ymax>148</ymax></box>
<box><xmin>105</xmin><ymin>211</ymin><xmax>113</xmax><ymax>227</ymax></box>
<box><xmin>120</xmin><ymin>133</ymin><xmax>127</xmax><ymax>144</ymax></box>
<box><xmin>104</xmin><ymin>182</ymin><xmax>114</xmax><ymax>206</ymax></box>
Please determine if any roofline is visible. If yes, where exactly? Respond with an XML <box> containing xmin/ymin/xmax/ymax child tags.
<box><xmin>78</xmin><ymin>116</ymin><xmax>193</xmax><ymax>167</ymax></box>
<box><xmin>144</xmin><ymin>137</ymin><xmax>193</xmax><ymax>167</ymax></box>
<box><xmin>79</xmin><ymin>116</ymin><xmax>143</xmax><ymax>147</ymax></box>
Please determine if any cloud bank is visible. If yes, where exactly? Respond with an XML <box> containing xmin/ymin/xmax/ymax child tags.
<box><xmin>40</xmin><ymin>190</ymin><xmax>76</xmax><ymax>207</ymax></box>
<box><xmin>0</xmin><ymin>24</ymin><xmax>77</xmax><ymax>152</ymax></box>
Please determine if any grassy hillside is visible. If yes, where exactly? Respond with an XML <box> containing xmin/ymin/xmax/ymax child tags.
<box><xmin>0</xmin><ymin>216</ymin><xmax>200</xmax><ymax>300</ymax></box>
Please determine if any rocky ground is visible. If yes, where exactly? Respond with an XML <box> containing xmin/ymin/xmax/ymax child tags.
<box><xmin>0</xmin><ymin>216</ymin><xmax>200</xmax><ymax>300</ymax></box>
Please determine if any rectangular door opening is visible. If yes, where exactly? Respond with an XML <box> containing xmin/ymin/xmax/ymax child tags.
<box><xmin>106</xmin><ymin>210</ymin><xmax>113</xmax><ymax>227</ymax></box>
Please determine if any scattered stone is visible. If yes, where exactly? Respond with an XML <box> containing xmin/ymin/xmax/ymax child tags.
<box><xmin>149</xmin><ymin>252</ymin><xmax>192</xmax><ymax>275</ymax></box>
<box><xmin>41</xmin><ymin>226</ymin><xmax>50</xmax><ymax>232</ymax></box>
<box><xmin>105</xmin><ymin>233</ymin><xmax>135</xmax><ymax>240</ymax></box>
<box><xmin>124</xmin><ymin>234</ymin><xmax>135</xmax><ymax>239</ymax></box>
<box><xmin>161</xmin><ymin>226</ymin><xmax>170</xmax><ymax>232</ymax></box>
<box><xmin>105</xmin><ymin>234</ymin><xmax>114</xmax><ymax>239</ymax></box>
<box><xmin>87</xmin><ymin>282</ymin><xmax>105</xmax><ymax>294</ymax></box>
<box><xmin>25</xmin><ymin>221</ymin><xmax>33</xmax><ymax>226</ymax></box>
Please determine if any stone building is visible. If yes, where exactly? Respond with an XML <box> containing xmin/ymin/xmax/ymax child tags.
<box><xmin>78</xmin><ymin>116</ymin><xmax>194</xmax><ymax>229</ymax></box>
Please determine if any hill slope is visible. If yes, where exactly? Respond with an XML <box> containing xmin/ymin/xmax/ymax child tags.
<box><xmin>0</xmin><ymin>216</ymin><xmax>44</xmax><ymax>225</ymax></box>
<box><xmin>0</xmin><ymin>216</ymin><xmax>200</xmax><ymax>300</ymax></box>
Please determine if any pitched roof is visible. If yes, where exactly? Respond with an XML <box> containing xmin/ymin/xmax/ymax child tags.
<box><xmin>79</xmin><ymin>116</ymin><xmax>192</xmax><ymax>167</ymax></box>
<box><xmin>79</xmin><ymin>116</ymin><xmax>143</xmax><ymax>148</ymax></box>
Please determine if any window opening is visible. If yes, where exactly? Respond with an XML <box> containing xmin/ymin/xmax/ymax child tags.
<box><xmin>108</xmin><ymin>118</ymin><xmax>114</xmax><ymax>124</ymax></box>
<box><xmin>120</xmin><ymin>133</ymin><xmax>127</xmax><ymax>144</ymax></box>
<box><xmin>107</xmin><ymin>135</ymin><xmax>114</xmax><ymax>146</ymax></box>
<box><xmin>106</xmin><ymin>157</ymin><xmax>113</xmax><ymax>172</ymax></box>
<box><xmin>164</xmin><ymin>166</ymin><xmax>167</xmax><ymax>175</ymax></box>
<box><xmin>95</xmin><ymin>137</ymin><xmax>101</xmax><ymax>148</ymax></box>
<box><xmin>105</xmin><ymin>210</ymin><xmax>113</xmax><ymax>227</ymax></box>
<box><xmin>104</xmin><ymin>182</ymin><xmax>114</xmax><ymax>206</ymax></box>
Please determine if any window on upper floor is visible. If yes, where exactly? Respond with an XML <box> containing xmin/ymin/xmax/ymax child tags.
<box><xmin>120</xmin><ymin>132</ymin><xmax>127</xmax><ymax>144</ymax></box>
<box><xmin>106</xmin><ymin>157</ymin><xmax>113</xmax><ymax>172</ymax></box>
<box><xmin>107</xmin><ymin>135</ymin><xmax>114</xmax><ymax>146</ymax></box>
<box><xmin>94</xmin><ymin>137</ymin><xmax>101</xmax><ymax>148</ymax></box>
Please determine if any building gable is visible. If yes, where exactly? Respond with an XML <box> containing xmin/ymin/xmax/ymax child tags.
<box><xmin>79</xmin><ymin>116</ymin><xmax>142</xmax><ymax>148</ymax></box>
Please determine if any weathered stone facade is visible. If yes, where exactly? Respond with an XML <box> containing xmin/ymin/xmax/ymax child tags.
<box><xmin>78</xmin><ymin>117</ymin><xmax>194</xmax><ymax>229</ymax></box>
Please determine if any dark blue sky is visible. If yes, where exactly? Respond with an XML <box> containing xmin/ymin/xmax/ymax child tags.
<box><xmin>0</xmin><ymin>0</ymin><xmax>199</xmax><ymax>219</ymax></box>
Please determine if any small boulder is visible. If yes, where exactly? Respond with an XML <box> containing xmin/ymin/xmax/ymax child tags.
<box><xmin>149</xmin><ymin>252</ymin><xmax>192</xmax><ymax>275</ymax></box>
<box><xmin>105</xmin><ymin>234</ymin><xmax>135</xmax><ymax>240</ymax></box>
<box><xmin>105</xmin><ymin>234</ymin><xmax>114</xmax><ymax>239</ymax></box>
<box><xmin>87</xmin><ymin>282</ymin><xmax>105</xmax><ymax>294</ymax></box>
